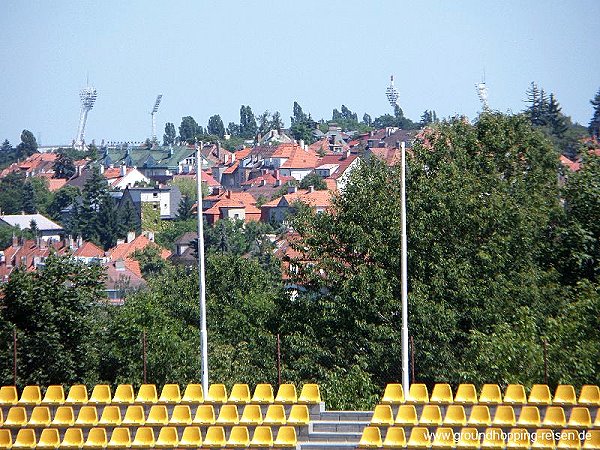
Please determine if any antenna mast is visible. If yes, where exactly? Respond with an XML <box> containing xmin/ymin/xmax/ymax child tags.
<box><xmin>386</xmin><ymin>75</ymin><xmax>399</xmax><ymax>109</ymax></box>
<box><xmin>476</xmin><ymin>72</ymin><xmax>489</xmax><ymax>111</ymax></box>
<box><xmin>75</xmin><ymin>82</ymin><xmax>98</xmax><ymax>149</ymax></box>
<box><xmin>151</xmin><ymin>94</ymin><xmax>163</xmax><ymax>142</ymax></box>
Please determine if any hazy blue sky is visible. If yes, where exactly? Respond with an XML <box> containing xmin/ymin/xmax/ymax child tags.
<box><xmin>1</xmin><ymin>1</ymin><xmax>598</xmax><ymax>146</ymax></box>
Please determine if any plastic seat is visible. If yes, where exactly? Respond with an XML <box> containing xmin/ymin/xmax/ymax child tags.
<box><xmin>28</xmin><ymin>406</ymin><xmax>51</xmax><ymax>427</ymax></box>
<box><xmin>408</xmin><ymin>384</ymin><xmax>429</xmax><ymax>404</ymax></box>
<box><xmin>517</xmin><ymin>406</ymin><xmax>541</xmax><ymax>428</ymax></box>
<box><xmin>542</xmin><ymin>406</ymin><xmax>566</xmax><ymax>428</ymax></box>
<box><xmin>528</xmin><ymin>385</ymin><xmax>552</xmax><ymax>406</ymax></box>
<box><xmin>83</xmin><ymin>428</ymin><xmax>107</xmax><ymax>449</ymax></box>
<box><xmin>421</xmin><ymin>405</ymin><xmax>443</xmax><ymax>426</ymax></box>
<box><xmin>106</xmin><ymin>428</ymin><xmax>130</xmax><ymax>449</ymax></box>
<box><xmin>287</xmin><ymin>404</ymin><xmax>310</xmax><ymax>426</ymax></box>
<box><xmin>468</xmin><ymin>405</ymin><xmax>491</xmax><ymax>427</ymax></box>
<box><xmin>228</xmin><ymin>426</ymin><xmax>250</xmax><ymax>448</ymax></box>
<box><xmin>178</xmin><ymin>427</ymin><xmax>202</xmax><ymax>448</ymax></box>
<box><xmin>263</xmin><ymin>404</ymin><xmax>286</xmax><ymax>426</ymax></box>
<box><xmin>52</xmin><ymin>406</ymin><xmax>75</xmax><ymax>427</ymax></box>
<box><xmin>358</xmin><ymin>426</ymin><xmax>382</xmax><ymax>449</ymax></box>
<box><xmin>65</xmin><ymin>386</ymin><xmax>88</xmax><ymax>406</ymax></box>
<box><xmin>556</xmin><ymin>429</ymin><xmax>581</xmax><ymax>450</ymax></box>
<box><xmin>135</xmin><ymin>384</ymin><xmax>157</xmax><ymax>404</ymax></box>
<box><xmin>206</xmin><ymin>384</ymin><xmax>227</xmax><ymax>404</ymax></box>
<box><xmin>252</xmin><ymin>384</ymin><xmax>274</xmax><ymax>404</ymax></box>
<box><xmin>506</xmin><ymin>428</ymin><xmax>532</xmax><ymax>449</ymax></box>
<box><xmin>568</xmin><ymin>407</ymin><xmax>591</xmax><ymax>428</ymax></box>
<box><xmin>121</xmin><ymin>405</ymin><xmax>145</xmax><ymax>426</ymax></box>
<box><xmin>37</xmin><ymin>429</ymin><xmax>60</xmax><ymax>449</ymax></box>
<box><xmin>112</xmin><ymin>385</ymin><xmax>134</xmax><ymax>405</ymax></box>
<box><xmin>456</xmin><ymin>385</ymin><xmax>478</xmax><ymax>405</ymax></box>
<box><xmin>240</xmin><ymin>404</ymin><xmax>263</xmax><ymax>425</ymax></box>
<box><xmin>88</xmin><ymin>385</ymin><xmax>111</xmax><ymax>405</ymax></box>
<box><xmin>274</xmin><ymin>426</ymin><xmax>297</xmax><ymax>449</ymax></box>
<box><xmin>531</xmin><ymin>428</ymin><xmax>555</xmax><ymax>449</ymax></box>
<box><xmin>431</xmin><ymin>384</ymin><xmax>454</xmax><ymax>404</ymax></box>
<box><xmin>275</xmin><ymin>384</ymin><xmax>297</xmax><ymax>404</ymax></box>
<box><xmin>432</xmin><ymin>427</ymin><xmax>455</xmax><ymax>449</ymax></box>
<box><xmin>371</xmin><ymin>404</ymin><xmax>395</xmax><ymax>426</ymax></box>
<box><xmin>481</xmin><ymin>428</ymin><xmax>505</xmax><ymax>449</ymax></box>
<box><xmin>229</xmin><ymin>384</ymin><xmax>251</xmax><ymax>404</ymax></box>
<box><xmin>444</xmin><ymin>405</ymin><xmax>467</xmax><ymax>426</ymax></box>
<box><xmin>457</xmin><ymin>427</ymin><xmax>480</xmax><ymax>449</ymax></box>
<box><xmin>4</xmin><ymin>407</ymin><xmax>28</xmax><ymax>427</ymax></box>
<box><xmin>18</xmin><ymin>386</ymin><xmax>41</xmax><ymax>406</ymax></box>
<box><xmin>504</xmin><ymin>385</ymin><xmax>527</xmax><ymax>405</ymax></box>
<box><xmin>181</xmin><ymin>383</ymin><xmax>204</xmax><ymax>404</ymax></box>
<box><xmin>157</xmin><ymin>384</ymin><xmax>180</xmax><ymax>404</ymax></box>
<box><xmin>382</xmin><ymin>383</ymin><xmax>405</xmax><ymax>404</ymax></box>
<box><xmin>215</xmin><ymin>404</ymin><xmax>239</xmax><ymax>425</ymax></box>
<box><xmin>98</xmin><ymin>406</ymin><xmax>121</xmax><ymax>427</ymax></box>
<box><xmin>383</xmin><ymin>427</ymin><xmax>406</xmax><ymax>449</ymax></box>
<box><xmin>61</xmin><ymin>428</ymin><xmax>84</xmax><ymax>449</ymax></box>
<box><xmin>479</xmin><ymin>385</ymin><xmax>502</xmax><ymax>405</ymax></box>
<box><xmin>578</xmin><ymin>385</ymin><xmax>600</xmax><ymax>406</ymax></box>
<box><xmin>407</xmin><ymin>427</ymin><xmax>431</xmax><ymax>448</ymax></box>
<box><xmin>395</xmin><ymin>404</ymin><xmax>419</xmax><ymax>426</ymax></box>
<box><xmin>192</xmin><ymin>404</ymin><xmax>215</xmax><ymax>425</ymax></box>
<box><xmin>250</xmin><ymin>426</ymin><xmax>273</xmax><ymax>448</ymax></box>
<box><xmin>75</xmin><ymin>406</ymin><xmax>98</xmax><ymax>427</ymax></box>
<box><xmin>42</xmin><ymin>386</ymin><xmax>65</xmax><ymax>406</ymax></box>
<box><xmin>594</xmin><ymin>409</ymin><xmax>600</xmax><ymax>427</ymax></box>
<box><xmin>131</xmin><ymin>427</ymin><xmax>154</xmax><ymax>449</ymax></box>
<box><xmin>0</xmin><ymin>429</ymin><xmax>12</xmax><ymax>450</ymax></box>
<box><xmin>553</xmin><ymin>385</ymin><xmax>576</xmax><ymax>406</ymax></box>
<box><xmin>13</xmin><ymin>429</ymin><xmax>36</xmax><ymax>449</ymax></box>
<box><xmin>169</xmin><ymin>404</ymin><xmax>192</xmax><ymax>426</ymax></box>
<box><xmin>493</xmin><ymin>406</ymin><xmax>516</xmax><ymax>427</ymax></box>
<box><xmin>299</xmin><ymin>384</ymin><xmax>321</xmax><ymax>404</ymax></box>
<box><xmin>203</xmin><ymin>426</ymin><xmax>226</xmax><ymax>448</ymax></box>
<box><xmin>145</xmin><ymin>405</ymin><xmax>168</xmax><ymax>426</ymax></box>
<box><xmin>0</xmin><ymin>387</ymin><xmax>18</xmax><ymax>407</ymax></box>
<box><xmin>154</xmin><ymin>427</ymin><xmax>178</xmax><ymax>449</ymax></box>
<box><xmin>583</xmin><ymin>430</ymin><xmax>600</xmax><ymax>449</ymax></box>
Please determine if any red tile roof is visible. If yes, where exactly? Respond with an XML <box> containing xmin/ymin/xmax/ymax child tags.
<box><xmin>263</xmin><ymin>188</ymin><xmax>333</xmax><ymax>209</ymax></box>
<box><xmin>73</xmin><ymin>241</ymin><xmax>105</xmax><ymax>258</ymax></box>
<box><xmin>280</xmin><ymin>146</ymin><xmax>320</xmax><ymax>169</ymax></box>
<box><xmin>107</xmin><ymin>235</ymin><xmax>171</xmax><ymax>261</ymax></box>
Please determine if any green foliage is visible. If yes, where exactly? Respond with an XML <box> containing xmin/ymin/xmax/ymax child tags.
<box><xmin>176</xmin><ymin>195</ymin><xmax>195</xmax><ymax>221</ymax></box>
<box><xmin>15</xmin><ymin>130</ymin><xmax>38</xmax><ymax>160</ymax></box>
<box><xmin>207</xmin><ymin>115</ymin><xmax>225</xmax><ymax>138</ymax></box>
<box><xmin>163</xmin><ymin>122</ymin><xmax>177</xmax><ymax>146</ymax></box>
<box><xmin>53</xmin><ymin>153</ymin><xmax>76</xmax><ymax>179</ymax></box>
<box><xmin>47</xmin><ymin>186</ymin><xmax>79</xmax><ymax>221</ymax></box>
<box><xmin>298</xmin><ymin>172</ymin><xmax>327</xmax><ymax>190</ymax></box>
<box><xmin>21</xmin><ymin>181</ymin><xmax>37</xmax><ymax>214</ymax></box>
<box><xmin>179</xmin><ymin>116</ymin><xmax>201</xmax><ymax>143</ymax></box>
<box><xmin>589</xmin><ymin>88</ymin><xmax>600</xmax><ymax>139</ymax></box>
<box><xmin>290</xmin><ymin>101</ymin><xmax>316</xmax><ymax>144</ymax></box>
<box><xmin>239</xmin><ymin>105</ymin><xmax>258</xmax><ymax>139</ymax></box>
<box><xmin>132</xmin><ymin>246</ymin><xmax>168</xmax><ymax>278</ymax></box>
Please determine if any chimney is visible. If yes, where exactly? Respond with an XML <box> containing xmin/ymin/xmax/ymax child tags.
<box><xmin>274</xmin><ymin>169</ymin><xmax>280</xmax><ymax>180</ymax></box>
<box><xmin>308</xmin><ymin>185</ymin><xmax>315</xmax><ymax>193</ymax></box>
<box><xmin>12</xmin><ymin>234</ymin><xmax>18</xmax><ymax>247</ymax></box>
<box><xmin>147</xmin><ymin>231</ymin><xmax>154</xmax><ymax>242</ymax></box>
<box><xmin>127</xmin><ymin>231</ymin><xmax>136</xmax><ymax>243</ymax></box>
<box><xmin>260</xmin><ymin>179</ymin><xmax>267</xmax><ymax>187</ymax></box>
<box><xmin>217</xmin><ymin>141</ymin><xmax>222</xmax><ymax>159</ymax></box>
<box><xmin>120</xmin><ymin>163</ymin><xmax>126</xmax><ymax>177</ymax></box>
<box><xmin>224</xmin><ymin>154</ymin><xmax>229</xmax><ymax>165</ymax></box>
<box><xmin>99</xmin><ymin>164</ymin><xmax>105</xmax><ymax>174</ymax></box>
<box><xmin>299</xmin><ymin>139</ymin><xmax>304</xmax><ymax>149</ymax></box>
<box><xmin>396</xmin><ymin>141</ymin><xmax>401</xmax><ymax>149</ymax></box>
<box><xmin>344</xmin><ymin>149</ymin><xmax>351</xmax><ymax>159</ymax></box>
<box><xmin>287</xmin><ymin>185</ymin><xmax>298</xmax><ymax>194</ymax></box>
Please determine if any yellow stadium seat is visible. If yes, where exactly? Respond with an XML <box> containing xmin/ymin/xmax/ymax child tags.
<box><xmin>135</xmin><ymin>384</ymin><xmax>157</xmax><ymax>404</ymax></box>
<box><xmin>239</xmin><ymin>404</ymin><xmax>263</xmax><ymax>425</ymax></box>
<box><xmin>468</xmin><ymin>406</ymin><xmax>491</xmax><ymax>427</ymax></box>
<box><xmin>263</xmin><ymin>404</ymin><xmax>286</xmax><ymax>426</ymax></box>
<box><xmin>229</xmin><ymin>384</ymin><xmax>251</xmax><ymax>405</ymax></box>
<box><xmin>383</xmin><ymin>427</ymin><xmax>406</xmax><ymax>449</ymax></box>
<box><xmin>97</xmin><ymin>406</ymin><xmax>121</xmax><ymax>427</ymax></box>
<box><xmin>106</xmin><ymin>428</ymin><xmax>130</xmax><ymax>449</ymax></box>
<box><xmin>18</xmin><ymin>386</ymin><xmax>41</xmax><ymax>406</ymax></box>
<box><xmin>0</xmin><ymin>386</ymin><xmax>18</xmax><ymax>407</ymax></box>
<box><xmin>169</xmin><ymin>404</ymin><xmax>192</xmax><ymax>426</ymax></box>
<box><xmin>274</xmin><ymin>426</ymin><xmax>297</xmax><ymax>449</ymax></box>
<box><xmin>382</xmin><ymin>384</ymin><xmax>405</xmax><ymax>405</ymax></box>
<box><xmin>75</xmin><ymin>406</ymin><xmax>98</xmax><ymax>427</ymax></box>
<box><xmin>542</xmin><ymin>406</ymin><xmax>566</xmax><ymax>428</ymax></box>
<box><xmin>517</xmin><ymin>406</ymin><xmax>541</xmax><ymax>428</ymax></box>
<box><xmin>145</xmin><ymin>405</ymin><xmax>168</xmax><ymax>426</ymax></box>
<box><xmin>0</xmin><ymin>408</ymin><xmax>3</xmax><ymax>425</ymax></box>
<box><xmin>358</xmin><ymin>426</ymin><xmax>382</xmax><ymax>449</ymax></box>
<box><xmin>444</xmin><ymin>405</ymin><xmax>467</xmax><ymax>427</ymax></box>
<box><xmin>568</xmin><ymin>407</ymin><xmax>591</xmax><ymax>429</ymax></box>
<box><xmin>456</xmin><ymin>385</ymin><xmax>478</xmax><ymax>405</ymax></box>
<box><xmin>421</xmin><ymin>405</ymin><xmax>443</xmax><ymax>426</ymax></box>
<box><xmin>13</xmin><ymin>429</ymin><xmax>36</xmax><ymax>449</ymax></box>
<box><xmin>395</xmin><ymin>404</ymin><xmax>419</xmax><ymax>426</ymax></box>
<box><xmin>83</xmin><ymin>428</ymin><xmax>107</xmax><ymax>449</ymax></box>
<box><xmin>431</xmin><ymin>384</ymin><xmax>454</xmax><ymax>404</ymax></box>
<box><xmin>178</xmin><ymin>427</ymin><xmax>202</xmax><ymax>448</ymax></box>
<box><xmin>531</xmin><ymin>428</ymin><xmax>555</xmax><ymax>449</ymax></box>
<box><xmin>407</xmin><ymin>427</ymin><xmax>431</xmax><ymax>449</ymax></box>
<box><xmin>528</xmin><ymin>385</ymin><xmax>552</xmax><ymax>406</ymax></box>
<box><xmin>553</xmin><ymin>385</ymin><xmax>576</xmax><ymax>406</ymax></box>
<box><xmin>0</xmin><ymin>429</ymin><xmax>12</xmax><ymax>450</ymax></box>
<box><xmin>252</xmin><ymin>384</ymin><xmax>274</xmax><ymax>404</ymax></box>
<box><xmin>287</xmin><ymin>404</ymin><xmax>310</xmax><ymax>426</ymax></box>
<box><xmin>299</xmin><ymin>384</ymin><xmax>321</xmax><ymax>404</ymax></box>
<box><xmin>481</xmin><ymin>428</ymin><xmax>505</xmax><ymax>449</ymax></box>
<box><xmin>121</xmin><ymin>405</ymin><xmax>145</xmax><ymax>426</ymax></box>
<box><xmin>250</xmin><ymin>426</ymin><xmax>273</xmax><ymax>448</ymax></box>
<box><xmin>408</xmin><ymin>384</ymin><xmax>429</xmax><ymax>404</ymax></box>
<box><xmin>88</xmin><ymin>385</ymin><xmax>111</xmax><ymax>405</ymax></box>
<box><xmin>506</xmin><ymin>429</ymin><xmax>530</xmax><ymax>450</ymax></box>
<box><xmin>457</xmin><ymin>427</ymin><xmax>481</xmax><ymax>449</ymax></box>
<box><xmin>432</xmin><ymin>427</ymin><xmax>455</xmax><ymax>449</ymax></box>
<box><xmin>215</xmin><ymin>404</ymin><xmax>239</xmax><ymax>425</ymax></box>
<box><xmin>493</xmin><ymin>406</ymin><xmax>516</xmax><ymax>427</ymax></box>
<box><xmin>154</xmin><ymin>427</ymin><xmax>178</xmax><ymax>449</ymax></box>
<box><xmin>42</xmin><ymin>386</ymin><xmax>65</xmax><ymax>406</ymax></box>
<box><xmin>583</xmin><ymin>430</ymin><xmax>600</xmax><ymax>449</ymax></box>
<box><xmin>61</xmin><ymin>428</ymin><xmax>84</xmax><ymax>449</ymax></box>
<box><xmin>228</xmin><ymin>426</ymin><xmax>250</xmax><ymax>448</ymax></box>
<box><xmin>181</xmin><ymin>384</ymin><xmax>203</xmax><ymax>404</ymax></box>
<box><xmin>192</xmin><ymin>404</ymin><xmax>215</xmax><ymax>426</ymax></box>
<box><xmin>371</xmin><ymin>404</ymin><xmax>395</xmax><ymax>426</ymax></box>
<box><xmin>203</xmin><ymin>426</ymin><xmax>226</xmax><ymax>448</ymax></box>
<box><xmin>5</xmin><ymin>407</ymin><xmax>28</xmax><ymax>427</ymax></box>
<box><xmin>206</xmin><ymin>384</ymin><xmax>227</xmax><ymax>404</ymax></box>
<box><xmin>504</xmin><ymin>385</ymin><xmax>527</xmax><ymax>405</ymax></box>
<box><xmin>112</xmin><ymin>385</ymin><xmax>134</xmax><ymax>405</ymax></box>
<box><xmin>157</xmin><ymin>384</ymin><xmax>180</xmax><ymax>404</ymax></box>
<box><xmin>578</xmin><ymin>385</ymin><xmax>600</xmax><ymax>407</ymax></box>
<box><xmin>52</xmin><ymin>406</ymin><xmax>75</xmax><ymax>428</ymax></box>
<box><xmin>556</xmin><ymin>429</ymin><xmax>581</xmax><ymax>450</ymax></box>
<box><xmin>37</xmin><ymin>429</ymin><xmax>60</xmax><ymax>450</ymax></box>
<box><xmin>65</xmin><ymin>386</ymin><xmax>88</xmax><ymax>406</ymax></box>
<box><xmin>275</xmin><ymin>384</ymin><xmax>297</xmax><ymax>404</ymax></box>
<box><xmin>594</xmin><ymin>409</ymin><xmax>600</xmax><ymax>427</ymax></box>
<box><xmin>28</xmin><ymin>406</ymin><xmax>51</xmax><ymax>427</ymax></box>
<box><xmin>131</xmin><ymin>427</ymin><xmax>154</xmax><ymax>449</ymax></box>
<box><xmin>479</xmin><ymin>385</ymin><xmax>502</xmax><ymax>405</ymax></box>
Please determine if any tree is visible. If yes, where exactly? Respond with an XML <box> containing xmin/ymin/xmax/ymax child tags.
<box><xmin>589</xmin><ymin>89</ymin><xmax>600</xmax><ymax>139</ymax></box>
<box><xmin>207</xmin><ymin>115</ymin><xmax>225</xmax><ymax>138</ymax></box>
<box><xmin>53</xmin><ymin>153</ymin><xmax>76</xmax><ymax>179</ymax></box>
<box><xmin>15</xmin><ymin>130</ymin><xmax>38</xmax><ymax>159</ymax></box>
<box><xmin>239</xmin><ymin>105</ymin><xmax>257</xmax><ymax>139</ymax></box>
<box><xmin>362</xmin><ymin>113</ymin><xmax>372</xmax><ymax>126</ymax></box>
<box><xmin>227</xmin><ymin>122</ymin><xmax>240</xmax><ymax>137</ymax></box>
<box><xmin>118</xmin><ymin>199</ymin><xmax>140</xmax><ymax>234</ymax></box>
<box><xmin>179</xmin><ymin>116</ymin><xmax>200</xmax><ymax>143</ymax></box>
<box><xmin>290</xmin><ymin>102</ymin><xmax>316</xmax><ymax>144</ymax></box>
<box><xmin>419</xmin><ymin>110</ymin><xmax>438</xmax><ymax>127</ymax></box>
<box><xmin>47</xmin><ymin>186</ymin><xmax>79</xmax><ymax>221</ymax></box>
<box><xmin>176</xmin><ymin>195</ymin><xmax>194</xmax><ymax>221</ymax></box>
<box><xmin>298</xmin><ymin>172</ymin><xmax>327</xmax><ymax>190</ymax></box>
<box><xmin>547</xmin><ymin>94</ymin><xmax>568</xmax><ymax>137</ymax></box>
<box><xmin>270</xmin><ymin>111</ymin><xmax>284</xmax><ymax>132</ymax></box>
<box><xmin>1</xmin><ymin>139</ymin><xmax>11</xmax><ymax>152</ymax></box>
<box><xmin>163</xmin><ymin>122</ymin><xmax>177</xmax><ymax>146</ymax></box>
<box><xmin>22</xmin><ymin>181</ymin><xmax>36</xmax><ymax>213</ymax></box>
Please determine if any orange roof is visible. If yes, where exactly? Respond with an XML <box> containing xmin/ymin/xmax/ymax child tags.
<box><xmin>47</xmin><ymin>178</ymin><xmax>67</xmax><ymax>192</ymax></box>
<box><xmin>280</xmin><ymin>146</ymin><xmax>319</xmax><ymax>169</ymax></box>
<box><xmin>108</xmin><ymin>235</ymin><xmax>171</xmax><ymax>261</ymax></box>
<box><xmin>272</xmin><ymin>143</ymin><xmax>299</xmax><ymax>159</ymax></box>
<box><xmin>263</xmin><ymin>188</ymin><xmax>333</xmax><ymax>209</ymax></box>
<box><xmin>222</xmin><ymin>160</ymin><xmax>240</xmax><ymax>174</ymax></box>
<box><xmin>235</xmin><ymin>147</ymin><xmax>252</xmax><ymax>159</ymax></box>
<box><xmin>204</xmin><ymin>190</ymin><xmax>256</xmax><ymax>205</ymax></box>
<box><xmin>73</xmin><ymin>241</ymin><xmax>104</xmax><ymax>258</ymax></box>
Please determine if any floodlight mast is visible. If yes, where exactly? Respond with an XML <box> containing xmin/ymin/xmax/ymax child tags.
<box><xmin>476</xmin><ymin>82</ymin><xmax>489</xmax><ymax>111</ymax></box>
<box><xmin>151</xmin><ymin>94</ymin><xmax>163</xmax><ymax>141</ymax></box>
<box><xmin>75</xmin><ymin>86</ymin><xmax>98</xmax><ymax>149</ymax></box>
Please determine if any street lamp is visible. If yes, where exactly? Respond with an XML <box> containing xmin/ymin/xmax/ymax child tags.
<box><xmin>196</xmin><ymin>141</ymin><xmax>209</xmax><ymax>393</ymax></box>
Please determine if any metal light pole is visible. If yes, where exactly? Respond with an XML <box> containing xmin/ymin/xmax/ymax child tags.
<box><xmin>401</xmin><ymin>141</ymin><xmax>410</xmax><ymax>396</ymax></box>
<box><xmin>196</xmin><ymin>141</ymin><xmax>209</xmax><ymax>393</ymax></box>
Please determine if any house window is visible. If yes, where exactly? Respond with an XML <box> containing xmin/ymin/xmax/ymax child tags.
<box><xmin>153</xmin><ymin>192</ymin><xmax>158</xmax><ymax>198</ymax></box>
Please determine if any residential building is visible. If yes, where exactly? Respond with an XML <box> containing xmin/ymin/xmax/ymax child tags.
<box><xmin>261</xmin><ymin>186</ymin><xmax>332</xmax><ymax>223</ymax></box>
<box><xmin>0</xmin><ymin>213</ymin><xmax>64</xmax><ymax>241</ymax></box>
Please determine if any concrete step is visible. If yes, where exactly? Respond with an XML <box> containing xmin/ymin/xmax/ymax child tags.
<box><xmin>299</xmin><ymin>442</ymin><xmax>357</xmax><ymax>450</ymax></box>
<box><xmin>306</xmin><ymin>431</ymin><xmax>362</xmax><ymax>443</ymax></box>
<box><xmin>311</xmin><ymin>420</ymin><xmax>369</xmax><ymax>433</ymax></box>
<box><xmin>318</xmin><ymin>410</ymin><xmax>373</xmax><ymax>422</ymax></box>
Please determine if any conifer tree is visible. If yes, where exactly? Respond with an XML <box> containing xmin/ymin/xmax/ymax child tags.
<box><xmin>589</xmin><ymin>89</ymin><xmax>600</xmax><ymax>139</ymax></box>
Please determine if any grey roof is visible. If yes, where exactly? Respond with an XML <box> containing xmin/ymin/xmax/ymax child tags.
<box><xmin>99</xmin><ymin>145</ymin><xmax>196</xmax><ymax>170</ymax></box>
<box><xmin>0</xmin><ymin>213</ymin><xmax>63</xmax><ymax>231</ymax></box>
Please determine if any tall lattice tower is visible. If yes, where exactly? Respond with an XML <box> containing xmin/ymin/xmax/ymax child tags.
<box><xmin>150</xmin><ymin>94</ymin><xmax>163</xmax><ymax>141</ymax></box>
<box><xmin>386</xmin><ymin>75</ymin><xmax>399</xmax><ymax>108</ymax></box>
<box><xmin>75</xmin><ymin>85</ymin><xmax>97</xmax><ymax>149</ymax></box>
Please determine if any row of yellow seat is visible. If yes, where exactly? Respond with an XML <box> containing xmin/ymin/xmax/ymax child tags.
<box><xmin>359</xmin><ymin>426</ymin><xmax>600</xmax><ymax>449</ymax></box>
<box><xmin>0</xmin><ymin>404</ymin><xmax>311</xmax><ymax>428</ymax></box>
<box><xmin>371</xmin><ymin>404</ymin><xmax>600</xmax><ymax>429</ymax></box>
<box><xmin>0</xmin><ymin>424</ymin><xmax>297</xmax><ymax>449</ymax></box>
<box><xmin>381</xmin><ymin>384</ymin><xmax>600</xmax><ymax>406</ymax></box>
